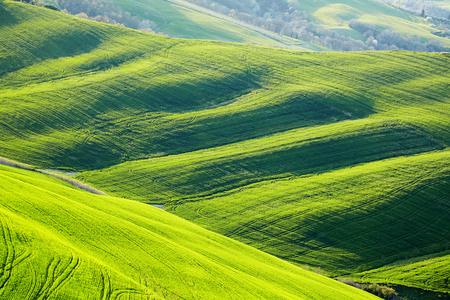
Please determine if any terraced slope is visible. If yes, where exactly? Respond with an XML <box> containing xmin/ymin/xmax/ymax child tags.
<box><xmin>0</xmin><ymin>164</ymin><xmax>380</xmax><ymax>299</ymax></box>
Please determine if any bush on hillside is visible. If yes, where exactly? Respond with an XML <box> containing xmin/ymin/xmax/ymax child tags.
<box><xmin>339</xmin><ymin>279</ymin><xmax>400</xmax><ymax>300</ymax></box>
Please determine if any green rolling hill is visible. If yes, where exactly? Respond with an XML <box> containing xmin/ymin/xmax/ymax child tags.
<box><xmin>1</xmin><ymin>0</ymin><xmax>450</xmax><ymax>297</ymax></box>
<box><xmin>0</xmin><ymin>164</ymin><xmax>381</xmax><ymax>299</ymax></box>
<box><xmin>354</xmin><ymin>251</ymin><xmax>450</xmax><ymax>293</ymax></box>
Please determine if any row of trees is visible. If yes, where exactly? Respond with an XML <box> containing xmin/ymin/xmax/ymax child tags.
<box><xmin>56</xmin><ymin>0</ymin><xmax>159</xmax><ymax>32</ymax></box>
<box><xmin>15</xmin><ymin>0</ymin><xmax>446</xmax><ymax>52</ymax></box>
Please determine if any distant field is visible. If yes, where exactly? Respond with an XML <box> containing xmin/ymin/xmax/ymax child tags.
<box><xmin>431</xmin><ymin>0</ymin><xmax>450</xmax><ymax>9</ymax></box>
<box><xmin>1</xmin><ymin>3</ymin><xmax>448</xmax><ymax>170</ymax></box>
<box><xmin>114</xmin><ymin>0</ymin><xmax>320</xmax><ymax>50</ymax></box>
<box><xmin>0</xmin><ymin>164</ymin><xmax>380</xmax><ymax>299</ymax></box>
<box><xmin>294</xmin><ymin>0</ymin><xmax>450</xmax><ymax>46</ymax></box>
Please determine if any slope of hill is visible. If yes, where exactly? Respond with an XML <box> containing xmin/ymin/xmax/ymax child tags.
<box><xmin>0</xmin><ymin>164</ymin><xmax>381</xmax><ymax>299</ymax></box>
<box><xmin>354</xmin><ymin>251</ymin><xmax>450</xmax><ymax>293</ymax></box>
<box><xmin>1</xmin><ymin>1</ymin><xmax>449</xmax><ymax>296</ymax></box>
<box><xmin>79</xmin><ymin>149</ymin><xmax>450</xmax><ymax>275</ymax></box>
<box><xmin>1</xmin><ymin>1</ymin><xmax>449</xmax><ymax>170</ymax></box>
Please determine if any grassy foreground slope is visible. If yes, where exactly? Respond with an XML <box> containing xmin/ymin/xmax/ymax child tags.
<box><xmin>0</xmin><ymin>164</ymin><xmax>380</xmax><ymax>299</ymax></box>
<box><xmin>81</xmin><ymin>149</ymin><xmax>450</xmax><ymax>277</ymax></box>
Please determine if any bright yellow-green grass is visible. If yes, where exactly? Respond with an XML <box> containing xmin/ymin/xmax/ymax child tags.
<box><xmin>0</xmin><ymin>164</ymin><xmax>381</xmax><ymax>299</ymax></box>
<box><xmin>82</xmin><ymin>148</ymin><xmax>450</xmax><ymax>276</ymax></box>
<box><xmin>354</xmin><ymin>251</ymin><xmax>450</xmax><ymax>293</ymax></box>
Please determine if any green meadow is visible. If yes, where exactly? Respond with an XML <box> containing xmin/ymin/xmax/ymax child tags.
<box><xmin>355</xmin><ymin>251</ymin><xmax>450</xmax><ymax>293</ymax></box>
<box><xmin>0</xmin><ymin>164</ymin><xmax>382</xmax><ymax>299</ymax></box>
<box><xmin>1</xmin><ymin>1</ymin><xmax>450</xmax><ymax>297</ymax></box>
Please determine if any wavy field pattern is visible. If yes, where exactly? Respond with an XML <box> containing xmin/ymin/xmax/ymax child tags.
<box><xmin>1</xmin><ymin>1</ymin><xmax>449</xmax><ymax>296</ymax></box>
<box><xmin>0</xmin><ymin>165</ymin><xmax>379</xmax><ymax>299</ymax></box>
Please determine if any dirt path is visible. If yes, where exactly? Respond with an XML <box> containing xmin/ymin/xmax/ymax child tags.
<box><xmin>0</xmin><ymin>157</ymin><xmax>107</xmax><ymax>196</ymax></box>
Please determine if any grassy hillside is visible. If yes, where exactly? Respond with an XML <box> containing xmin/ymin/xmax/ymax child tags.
<box><xmin>287</xmin><ymin>0</ymin><xmax>449</xmax><ymax>46</ymax></box>
<box><xmin>80</xmin><ymin>149</ymin><xmax>450</xmax><ymax>275</ymax></box>
<box><xmin>0</xmin><ymin>164</ymin><xmax>381</xmax><ymax>299</ymax></box>
<box><xmin>1</xmin><ymin>1</ymin><xmax>449</xmax><ymax>171</ymax></box>
<box><xmin>1</xmin><ymin>1</ymin><xmax>450</xmax><ymax>295</ymax></box>
<box><xmin>354</xmin><ymin>251</ymin><xmax>450</xmax><ymax>293</ymax></box>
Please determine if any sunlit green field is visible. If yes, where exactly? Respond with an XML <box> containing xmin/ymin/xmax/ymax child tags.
<box><xmin>1</xmin><ymin>1</ymin><xmax>450</xmax><ymax>296</ymax></box>
<box><xmin>0</xmin><ymin>164</ymin><xmax>382</xmax><ymax>299</ymax></box>
<box><xmin>354</xmin><ymin>251</ymin><xmax>450</xmax><ymax>293</ymax></box>
<box><xmin>113</xmin><ymin>0</ymin><xmax>320</xmax><ymax>51</ymax></box>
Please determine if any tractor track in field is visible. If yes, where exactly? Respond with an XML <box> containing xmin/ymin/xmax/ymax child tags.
<box><xmin>100</xmin><ymin>270</ymin><xmax>112</xmax><ymax>300</ymax></box>
<box><xmin>219</xmin><ymin>169</ymin><xmax>450</xmax><ymax>270</ymax></box>
<box><xmin>34</xmin><ymin>253</ymin><xmax>81</xmax><ymax>300</ymax></box>
<box><xmin>0</xmin><ymin>218</ymin><xmax>15</xmax><ymax>293</ymax></box>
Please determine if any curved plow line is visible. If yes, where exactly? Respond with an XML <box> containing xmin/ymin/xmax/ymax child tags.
<box><xmin>258</xmin><ymin>179</ymin><xmax>445</xmax><ymax>261</ymax></box>
<box><xmin>111</xmin><ymin>289</ymin><xmax>160</xmax><ymax>300</ymax></box>
<box><xmin>25</xmin><ymin>267</ymin><xmax>39</xmax><ymax>300</ymax></box>
<box><xmin>0</xmin><ymin>217</ymin><xmax>15</xmax><ymax>293</ymax></box>
<box><xmin>261</xmin><ymin>170</ymin><xmax>441</xmax><ymax>246</ymax></box>
<box><xmin>35</xmin><ymin>252</ymin><xmax>81</xmax><ymax>300</ymax></box>
<box><xmin>100</xmin><ymin>270</ymin><xmax>112</xmax><ymax>300</ymax></box>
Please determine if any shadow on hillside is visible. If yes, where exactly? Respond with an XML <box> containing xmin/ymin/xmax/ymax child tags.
<box><xmin>288</xmin><ymin>174</ymin><xmax>450</xmax><ymax>275</ymax></box>
<box><xmin>0</xmin><ymin>4</ymin><xmax>104</xmax><ymax>77</ymax></box>
<box><xmin>0</xmin><ymin>2</ymin><xmax>19</xmax><ymax>29</ymax></box>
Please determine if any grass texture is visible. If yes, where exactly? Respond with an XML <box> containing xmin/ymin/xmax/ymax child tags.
<box><xmin>1</xmin><ymin>1</ymin><xmax>450</xmax><ymax>294</ymax></box>
<box><xmin>0</xmin><ymin>164</ymin><xmax>380</xmax><ymax>299</ymax></box>
<box><xmin>354</xmin><ymin>251</ymin><xmax>450</xmax><ymax>293</ymax></box>
<box><xmin>1</xmin><ymin>2</ymin><xmax>449</xmax><ymax>171</ymax></box>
